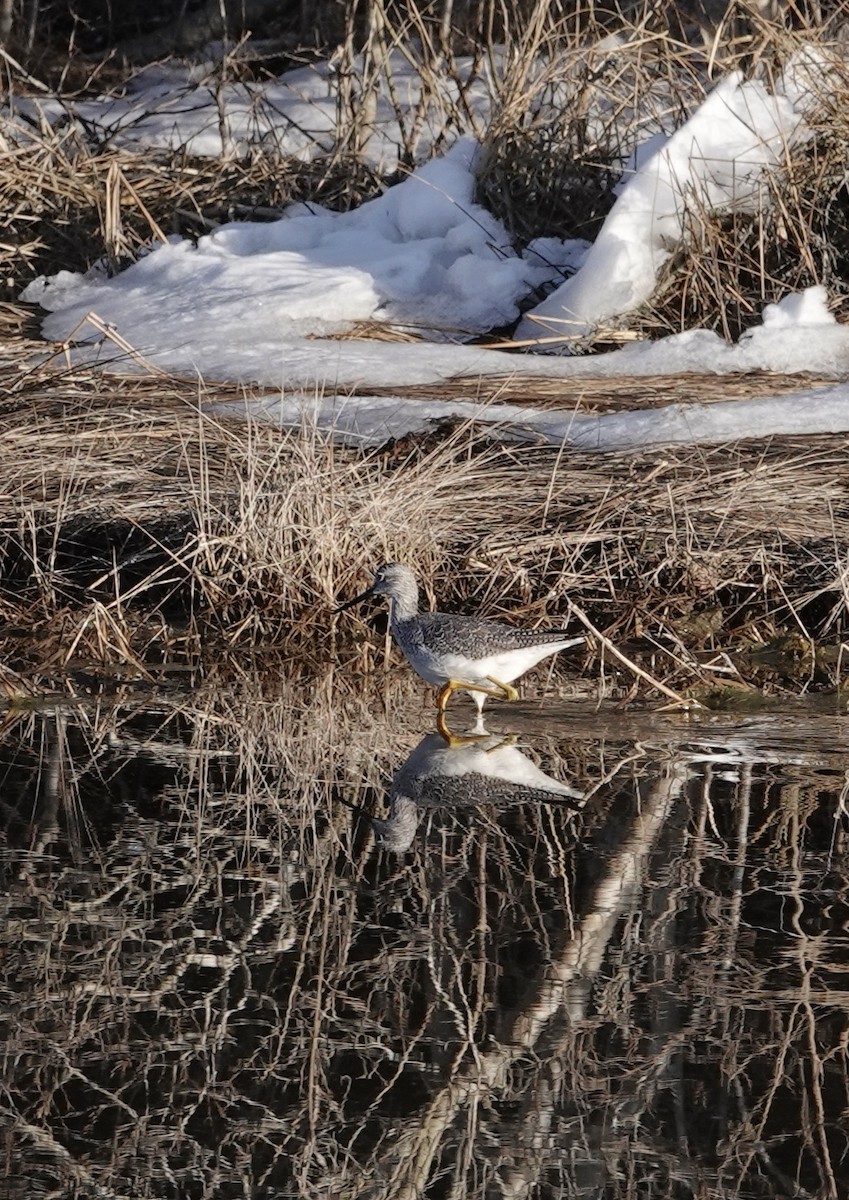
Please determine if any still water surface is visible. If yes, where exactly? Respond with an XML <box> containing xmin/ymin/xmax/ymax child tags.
<box><xmin>1</xmin><ymin>678</ymin><xmax>848</xmax><ymax>1199</ymax></box>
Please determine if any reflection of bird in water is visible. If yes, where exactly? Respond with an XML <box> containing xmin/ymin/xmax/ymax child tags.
<box><xmin>373</xmin><ymin>726</ymin><xmax>584</xmax><ymax>853</ymax></box>
<box><xmin>336</xmin><ymin>562</ymin><xmax>584</xmax><ymax>714</ymax></box>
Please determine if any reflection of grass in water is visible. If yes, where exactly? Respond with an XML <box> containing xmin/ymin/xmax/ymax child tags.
<box><xmin>1</xmin><ymin>673</ymin><xmax>848</xmax><ymax>1198</ymax></box>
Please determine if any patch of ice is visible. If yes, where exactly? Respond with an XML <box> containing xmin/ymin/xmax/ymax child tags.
<box><xmin>552</xmin><ymin>383</ymin><xmax>849</xmax><ymax>451</ymax></box>
<box><xmin>230</xmin><ymin>379</ymin><xmax>849</xmax><ymax>452</ymax></box>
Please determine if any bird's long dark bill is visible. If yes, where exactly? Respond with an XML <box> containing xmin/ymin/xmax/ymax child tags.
<box><xmin>334</xmin><ymin>585</ymin><xmax>375</xmax><ymax>613</ymax></box>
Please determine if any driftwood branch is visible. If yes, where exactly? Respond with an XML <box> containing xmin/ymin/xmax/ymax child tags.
<box><xmin>567</xmin><ymin>598</ymin><xmax>703</xmax><ymax>709</ymax></box>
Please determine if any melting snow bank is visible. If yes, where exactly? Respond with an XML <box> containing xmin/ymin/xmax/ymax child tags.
<box><xmin>591</xmin><ymin>287</ymin><xmax>849</xmax><ymax>377</ymax></box>
<box><xmin>22</xmin><ymin>271</ymin><xmax>849</xmax><ymax>390</ymax></box>
<box><xmin>21</xmin><ymin>254</ymin><xmax>849</xmax><ymax>388</ymax></box>
<box><xmin>24</xmin><ymin>138</ymin><xmax>578</xmax><ymax>355</ymax></box>
<box><xmin>232</xmin><ymin>380</ymin><xmax>849</xmax><ymax>451</ymax></box>
<box><xmin>516</xmin><ymin>57</ymin><xmax>821</xmax><ymax>345</ymax></box>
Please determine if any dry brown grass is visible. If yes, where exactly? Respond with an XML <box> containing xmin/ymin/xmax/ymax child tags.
<box><xmin>633</xmin><ymin>49</ymin><xmax>849</xmax><ymax>342</ymax></box>
<box><xmin>0</xmin><ymin>316</ymin><xmax>848</xmax><ymax>700</ymax></box>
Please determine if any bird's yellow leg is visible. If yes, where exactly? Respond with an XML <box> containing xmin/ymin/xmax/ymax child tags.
<box><xmin>437</xmin><ymin>679</ymin><xmax>509</xmax><ymax>710</ymax></box>
<box><xmin>485</xmin><ymin>675</ymin><xmax>519</xmax><ymax>703</ymax></box>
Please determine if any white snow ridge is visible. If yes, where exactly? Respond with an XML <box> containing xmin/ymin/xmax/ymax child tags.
<box><xmin>515</xmin><ymin>70</ymin><xmax>810</xmax><ymax>346</ymax></box>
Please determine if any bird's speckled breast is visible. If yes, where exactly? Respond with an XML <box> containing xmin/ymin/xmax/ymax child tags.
<box><xmin>391</xmin><ymin>616</ymin><xmax>452</xmax><ymax>685</ymax></box>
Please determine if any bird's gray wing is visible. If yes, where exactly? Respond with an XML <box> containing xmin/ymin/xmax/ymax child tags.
<box><xmin>416</xmin><ymin>612</ymin><xmax>577</xmax><ymax>657</ymax></box>
<box><xmin>420</xmin><ymin>773</ymin><xmax>584</xmax><ymax>808</ymax></box>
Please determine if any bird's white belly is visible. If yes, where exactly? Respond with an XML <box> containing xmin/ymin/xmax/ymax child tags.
<box><xmin>463</xmin><ymin>648</ymin><xmax>558</xmax><ymax>685</ymax></box>
<box><xmin>401</xmin><ymin>646</ymin><xmax>457</xmax><ymax>686</ymax></box>
<box><xmin>404</xmin><ymin>646</ymin><xmax>546</xmax><ymax>687</ymax></box>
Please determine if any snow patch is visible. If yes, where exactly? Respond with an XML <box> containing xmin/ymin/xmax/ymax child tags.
<box><xmin>24</xmin><ymin>139</ymin><xmax>558</xmax><ymax>369</ymax></box>
<box><xmin>516</xmin><ymin>70</ymin><xmax>810</xmax><ymax>346</ymax></box>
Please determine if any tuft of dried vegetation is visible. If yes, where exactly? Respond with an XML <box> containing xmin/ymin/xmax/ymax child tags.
<box><xmin>0</xmin><ymin>128</ymin><xmax>390</xmax><ymax>302</ymax></box>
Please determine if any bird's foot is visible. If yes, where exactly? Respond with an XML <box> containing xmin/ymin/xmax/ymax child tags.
<box><xmin>486</xmin><ymin>675</ymin><xmax>519</xmax><ymax>703</ymax></box>
<box><xmin>437</xmin><ymin>678</ymin><xmax>506</xmax><ymax>712</ymax></box>
<box><xmin>484</xmin><ymin>732</ymin><xmax>519</xmax><ymax>752</ymax></box>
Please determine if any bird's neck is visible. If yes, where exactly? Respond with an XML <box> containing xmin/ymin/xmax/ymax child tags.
<box><xmin>389</xmin><ymin>586</ymin><xmax>419</xmax><ymax>625</ymax></box>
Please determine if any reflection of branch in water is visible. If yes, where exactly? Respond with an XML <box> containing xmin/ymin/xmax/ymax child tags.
<box><xmin>360</xmin><ymin>761</ymin><xmax>689</xmax><ymax>1200</ymax></box>
<box><xmin>0</xmin><ymin>1089</ymin><xmax>126</xmax><ymax>1200</ymax></box>
<box><xmin>510</xmin><ymin>760</ymin><xmax>687</xmax><ymax>1036</ymax></box>
<box><xmin>732</xmin><ymin>1074</ymin><xmax>815</xmax><ymax>1200</ymax></box>
<box><xmin>725</xmin><ymin>771</ymin><xmax>839</xmax><ymax>1200</ymax></box>
<box><xmin>372</xmin><ymin>728</ymin><xmax>584</xmax><ymax>853</ymax></box>
<box><xmin>33</xmin><ymin>711</ymin><xmax>65</xmax><ymax>853</ymax></box>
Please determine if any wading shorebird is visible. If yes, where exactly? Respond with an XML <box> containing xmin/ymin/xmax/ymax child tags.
<box><xmin>335</xmin><ymin>562</ymin><xmax>585</xmax><ymax>714</ymax></box>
